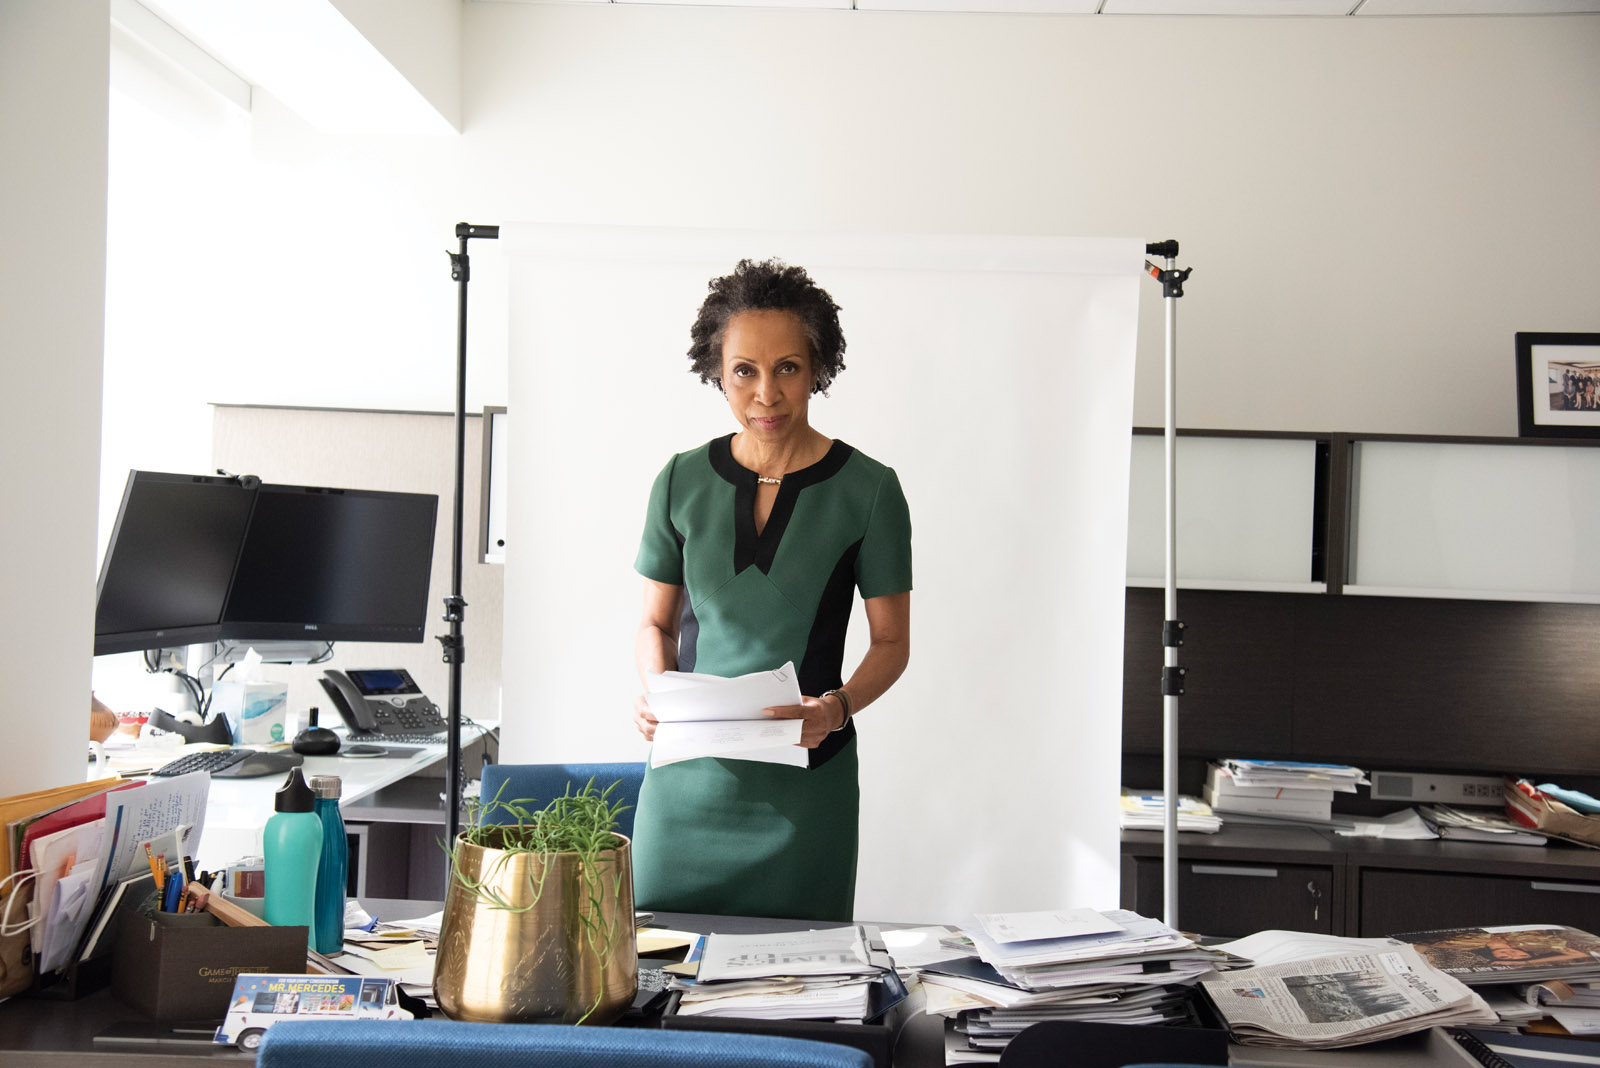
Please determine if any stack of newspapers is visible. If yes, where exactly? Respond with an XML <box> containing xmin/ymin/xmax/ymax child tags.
<box><xmin>920</xmin><ymin>909</ymin><xmax>1240</xmax><ymax>1062</ymax></box>
<box><xmin>671</xmin><ymin>926</ymin><xmax>894</xmax><ymax>1021</ymax></box>
<box><xmin>1204</xmin><ymin>760</ymin><xmax>1367</xmax><ymax>826</ymax></box>
<box><xmin>1201</xmin><ymin>930</ymin><xmax>1495</xmax><ymax>1049</ymax></box>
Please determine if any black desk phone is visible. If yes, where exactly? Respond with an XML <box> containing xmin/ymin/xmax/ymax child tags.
<box><xmin>318</xmin><ymin>668</ymin><xmax>447</xmax><ymax>737</ymax></box>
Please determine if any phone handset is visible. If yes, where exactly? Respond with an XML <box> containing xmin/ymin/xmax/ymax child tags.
<box><xmin>318</xmin><ymin>670</ymin><xmax>379</xmax><ymax>734</ymax></box>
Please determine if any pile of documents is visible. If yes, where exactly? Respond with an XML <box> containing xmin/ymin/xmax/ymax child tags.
<box><xmin>921</xmin><ymin>909</ymin><xmax>1239</xmax><ymax>1062</ymax></box>
<box><xmin>2</xmin><ymin>773</ymin><xmax>210</xmax><ymax>997</ymax></box>
<box><xmin>1418</xmin><ymin>804</ymin><xmax>1546</xmax><ymax>846</ymax></box>
<box><xmin>1200</xmin><ymin>930</ymin><xmax>1495</xmax><ymax>1049</ymax></box>
<box><xmin>1118</xmin><ymin>791</ymin><xmax>1221</xmax><ymax>833</ymax></box>
<box><xmin>671</xmin><ymin>926</ymin><xmax>897</xmax><ymax>1021</ymax></box>
<box><xmin>1204</xmin><ymin>760</ymin><xmax>1367</xmax><ymax>825</ymax></box>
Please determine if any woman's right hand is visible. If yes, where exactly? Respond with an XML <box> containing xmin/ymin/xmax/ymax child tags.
<box><xmin>633</xmin><ymin>694</ymin><xmax>658</xmax><ymax>742</ymax></box>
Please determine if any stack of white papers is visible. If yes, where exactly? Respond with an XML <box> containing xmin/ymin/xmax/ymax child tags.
<box><xmin>929</xmin><ymin>909</ymin><xmax>1241</xmax><ymax>1062</ymax></box>
<box><xmin>645</xmin><ymin>663</ymin><xmax>806</xmax><ymax>769</ymax></box>
<box><xmin>1220</xmin><ymin>759</ymin><xmax>1367</xmax><ymax>793</ymax></box>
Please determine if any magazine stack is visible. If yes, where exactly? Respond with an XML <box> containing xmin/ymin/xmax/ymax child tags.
<box><xmin>669</xmin><ymin>926</ymin><xmax>898</xmax><ymax>1021</ymax></box>
<box><xmin>1204</xmin><ymin>760</ymin><xmax>1367</xmax><ymax>825</ymax></box>
<box><xmin>920</xmin><ymin>908</ymin><xmax>1240</xmax><ymax>1064</ymax></box>
<box><xmin>1118</xmin><ymin>790</ymin><xmax>1222</xmax><ymax>833</ymax></box>
<box><xmin>1395</xmin><ymin>924</ymin><xmax>1600</xmax><ymax>1035</ymax></box>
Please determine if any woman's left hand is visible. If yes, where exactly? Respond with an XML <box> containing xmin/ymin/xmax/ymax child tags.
<box><xmin>763</xmin><ymin>694</ymin><xmax>845</xmax><ymax>749</ymax></box>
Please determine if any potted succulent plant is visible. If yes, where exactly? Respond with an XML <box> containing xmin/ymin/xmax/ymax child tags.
<box><xmin>432</xmin><ymin>780</ymin><xmax>637</xmax><ymax>1025</ymax></box>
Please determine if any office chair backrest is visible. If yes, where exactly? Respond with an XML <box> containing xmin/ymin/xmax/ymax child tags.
<box><xmin>257</xmin><ymin>1019</ymin><xmax>875</xmax><ymax>1068</ymax></box>
<box><xmin>478</xmin><ymin>762</ymin><xmax>646</xmax><ymax>841</ymax></box>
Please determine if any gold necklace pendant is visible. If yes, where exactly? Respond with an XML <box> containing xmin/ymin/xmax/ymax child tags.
<box><xmin>756</xmin><ymin>475</ymin><xmax>782</xmax><ymax>485</ymax></box>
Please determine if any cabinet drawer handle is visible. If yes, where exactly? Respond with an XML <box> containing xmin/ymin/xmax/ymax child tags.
<box><xmin>1531</xmin><ymin>881</ymin><xmax>1600</xmax><ymax>895</ymax></box>
<box><xmin>1190</xmin><ymin>864</ymin><xmax>1278</xmax><ymax>878</ymax></box>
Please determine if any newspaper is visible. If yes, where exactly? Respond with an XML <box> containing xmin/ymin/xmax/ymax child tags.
<box><xmin>1200</xmin><ymin>945</ymin><xmax>1495</xmax><ymax>1049</ymax></box>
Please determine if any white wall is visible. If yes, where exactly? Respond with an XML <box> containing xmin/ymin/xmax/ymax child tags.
<box><xmin>1</xmin><ymin>0</ymin><xmax>110</xmax><ymax>793</ymax></box>
<box><xmin>111</xmin><ymin>7</ymin><xmax>1599</xmax><ymax>440</ymax></box>
<box><xmin>75</xmin><ymin>4</ymin><xmax>1600</xmax><ymax>862</ymax></box>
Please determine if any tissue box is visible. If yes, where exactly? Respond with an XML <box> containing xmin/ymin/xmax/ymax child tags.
<box><xmin>211</xmin><ymin>682</ymin><xmax>289</xmax><ymax>745</ymax></box>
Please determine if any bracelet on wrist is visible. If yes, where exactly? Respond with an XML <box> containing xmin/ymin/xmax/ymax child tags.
<box><xmin>822</xmin><ymin>688</ymin><xmax>852</xmax><ymax>732</ymax></box>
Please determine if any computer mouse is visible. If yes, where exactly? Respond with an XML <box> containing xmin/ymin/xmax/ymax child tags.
<box><xmin>212</xmin><ymin>751</ymin><xmax>305</xmax><ymax>779</ymax></box>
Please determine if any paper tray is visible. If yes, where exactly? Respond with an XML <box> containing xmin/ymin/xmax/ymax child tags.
<box><xmin>659</xmin><ymin>988</ymin><xmax>912</xmax><ymax>1068</ymax></box>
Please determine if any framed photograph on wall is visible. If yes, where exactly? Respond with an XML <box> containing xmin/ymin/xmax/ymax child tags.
<box><xmin>1517</xmin><ymin>332</ymin><xmax>1600</xmax><ymax>439</ymax></box>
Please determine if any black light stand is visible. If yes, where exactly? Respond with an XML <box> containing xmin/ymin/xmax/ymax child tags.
<box><xmin>1143</xmin><ymin>240</ymin><xmax>1193</xmax><ymax>930</ymax></box>
<box><xmin>442</xmin><ymin>222</ymin><xmax>499</xmax><ymax>870</ymax></box>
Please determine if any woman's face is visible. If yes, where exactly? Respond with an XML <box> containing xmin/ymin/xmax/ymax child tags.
<box><xmin>720</xmin><ymin>309</ymin><xmax>815</xmax><ymax>444</ymax></box>
<box><xmin>1491</xmin><ymin>946</ymin><xmax>1532</xmax><ymax>960</ymax></box>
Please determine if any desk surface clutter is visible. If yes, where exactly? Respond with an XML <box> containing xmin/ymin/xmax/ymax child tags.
<box><xmin>12</xmin><ymin>753</ymin><xmax>1600</xmax><ymax>1068</ymax></box>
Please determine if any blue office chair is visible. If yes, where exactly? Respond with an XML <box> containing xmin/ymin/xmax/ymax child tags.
<box><xmin>257</xmin><ymin>1019</ymin><xmax>874</xmax><ymax>1068</ymax></box>
<box><xmin>478</xmin><ymin>762</ymin><xmax>646</xmax><ymax>841</ymax></box>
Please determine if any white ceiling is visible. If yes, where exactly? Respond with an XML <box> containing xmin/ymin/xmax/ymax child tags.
<box><xmin>511</xmin><ymin>0</ymin><xmax>1600</xmax><ymax>12</ymax></box>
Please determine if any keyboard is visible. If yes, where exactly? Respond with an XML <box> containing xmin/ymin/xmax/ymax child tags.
<box><xmin>151</xmin><ymin>748</ymin><xmax>303</xmax><ymax>778</ymax></box>
<box><xmin>151</xmin><ymin>749</ymin><xmax>248</xmax><ymax>777</ymax></box>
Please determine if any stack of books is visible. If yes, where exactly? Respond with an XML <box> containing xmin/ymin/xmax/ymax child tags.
<box><xmin>920</xmin><ymin>908</ymin><xmax>1239</xmax><ymax>1063</ymax></box>
<box><xmin>1203</xmin><ymin>760</ymin><xmax>1367</xmax><ymax>824</ymax></box>
<box><xmin>669</xmin><ymin>926</ymin><xmax>897</xmax><ymax>1021</ymax></box>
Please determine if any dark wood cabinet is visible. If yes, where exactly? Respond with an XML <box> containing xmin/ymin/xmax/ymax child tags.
<box><xmin>1358</xmin><ymin>869</ymin><xmax>1600</xmax><ymax>936</ymax></box>
<box><xmin>1124</xmin><ymin>856</ymin><xmax>1335</xmax><ymax>938</ymax></box>
<box><xmin>1122</xmin><ymin>827</ymin><xmax>1600</xmax><ymax>940</ymax></box>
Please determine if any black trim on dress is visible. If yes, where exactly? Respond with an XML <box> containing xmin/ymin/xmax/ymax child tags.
<box><xmin>800</xmin><ymin>540</ymin><xmax>862</xmax><ymax>769</ymax></box>
<box><xmin>709</xmin><ymin>433</ymin><xmax>855</xmax><ymax>576</ymax></box>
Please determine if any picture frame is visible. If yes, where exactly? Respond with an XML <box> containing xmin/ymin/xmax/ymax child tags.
<box><xmin>1516</xmin><ymin>332</ymin><xmax>1600</xmax><ymax>439</ymax></box>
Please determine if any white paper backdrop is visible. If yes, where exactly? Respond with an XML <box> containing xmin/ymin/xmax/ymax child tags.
<box><xmin>501</xmin><ymin>225</ymin><xmax>1141</xmax><ymax>921</ymax></box>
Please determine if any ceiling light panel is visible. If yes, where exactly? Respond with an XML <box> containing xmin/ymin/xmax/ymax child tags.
<box><xmin>1357</xmin><ymin>0</ymin><xmax>1600</xmax><ymax>13</ymax></box>
<box><xmin>1102</xmin><ymin>0</ymin><xmax>1356</xmax><ymax>12</ymax></box>
<box><xmin>856</xmin><ymin>0</ymin><xmax>1100</xmax><ymax>11</ymax></box>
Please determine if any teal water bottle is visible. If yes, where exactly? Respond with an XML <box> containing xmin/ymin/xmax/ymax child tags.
<box><xmin>310</xmin><ymin>774</ymin><xmax>348</xmax><ymax>955</ymax></box>
<box><xmin>264</xmin><ymin>768</ymin><xmax>322</xmax><ymax>943</ymax></box>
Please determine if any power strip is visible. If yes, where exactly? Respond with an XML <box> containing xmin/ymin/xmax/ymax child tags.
<box><xmin>1369</xmin><ymin>770</ymin><xmax>1504</xmax><ymax>805</ymax></box>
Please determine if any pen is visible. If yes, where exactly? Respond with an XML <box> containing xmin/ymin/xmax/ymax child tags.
<box><xmin>163</xmin><ymin>870</ymin><xmax>183</xmax><ymax>913</ymax></box>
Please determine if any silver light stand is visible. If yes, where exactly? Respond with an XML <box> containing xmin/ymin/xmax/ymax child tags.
<box><xmin>1144</xmin><ymin>240</ymin><xmax>1192</xmax><ymax>930</ymax></box>
<box><xmin>442</xmin><ymin>223</ymin><xmax>499</xmax><ymax>875</ymax></box>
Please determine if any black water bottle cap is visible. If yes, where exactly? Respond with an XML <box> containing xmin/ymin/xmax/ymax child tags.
<box><xmin>275</xmin><ymin>767</ymin><xmax>315</xmax><ymax>812</ymax></box>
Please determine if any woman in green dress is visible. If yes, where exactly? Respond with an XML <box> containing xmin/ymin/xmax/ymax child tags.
<box><xmin>630</xmin><ymin>258</ymin><xmax>912</xmax><ymax>922</ymax></box>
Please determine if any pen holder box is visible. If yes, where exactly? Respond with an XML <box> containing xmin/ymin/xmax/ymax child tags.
<box><xmin>111</xmin><ymin>907</ymin><xmax>308</xmax><ymax>1021</ymax></box>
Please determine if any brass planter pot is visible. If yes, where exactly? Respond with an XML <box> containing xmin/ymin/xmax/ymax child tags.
<box><xmin>433</xmin><ymin>829</ymin><xmax>637</xmax><ymax>1025</ymax></box>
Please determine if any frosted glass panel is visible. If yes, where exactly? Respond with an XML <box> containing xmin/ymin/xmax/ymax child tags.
<box><xmin>1350</xmin><ymin>441</ymin><xmax>1600</xmax><ymax>597</ymax></box>
<box><xmin>1127</xmin><ymin>436</ymin><xmax>1318</xmax><ymax>586</ymax></box>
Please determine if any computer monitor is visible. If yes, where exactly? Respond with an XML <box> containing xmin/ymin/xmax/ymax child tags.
<box><xmin>94</xmin><ymin>471</ymin><xmax>256</xmax><ymax>655</ymax></box>
<box><xmin>220</xmin><ymin>484</ymin><xmax>438</xmax><ymax>645</ymax></box>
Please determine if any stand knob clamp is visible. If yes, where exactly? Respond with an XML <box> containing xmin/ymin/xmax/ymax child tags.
<box><xmin>1162</xmin><ymin>620</ymin><xmax>1186</xmax><ymax>696</ymax></box>
<box><xmin>437</xmin><ymin>595</ymin><xmax>468</xmax><ymax>664</ymax></box>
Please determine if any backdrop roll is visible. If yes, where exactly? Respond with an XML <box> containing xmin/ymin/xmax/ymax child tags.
<box><xmin>502</xmin><ymin>225</ymin><xmax>1140</xmax><ymax>919</ymax></box>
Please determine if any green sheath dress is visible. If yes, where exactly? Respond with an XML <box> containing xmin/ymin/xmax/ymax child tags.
<box><xmin>631</xmin><ymin>434</ymin><xmax>912</xmax><ymax>921</ymax></box>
